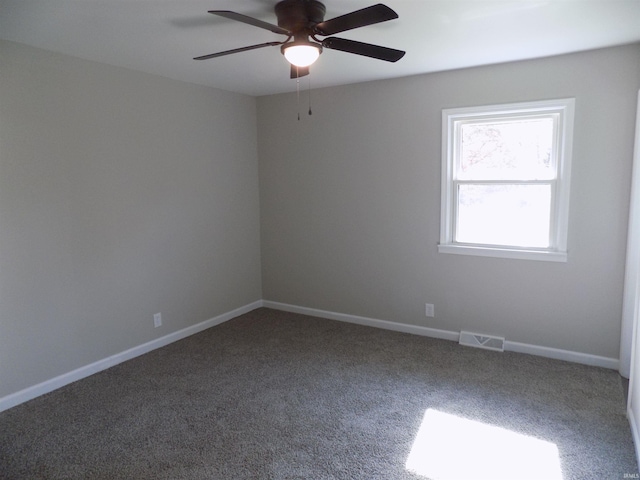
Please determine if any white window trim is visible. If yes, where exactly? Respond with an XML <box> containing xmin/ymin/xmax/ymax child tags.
<box><xmin>439</xmin><ymin>98</ymin><xmax>575</xmax><ymax>262</ymax></box>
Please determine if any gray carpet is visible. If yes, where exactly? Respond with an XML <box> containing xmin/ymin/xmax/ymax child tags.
<box><xmin>0</xmin><ymin>308</ymin><xmax>637</xmax><ymax>479</ymax></box>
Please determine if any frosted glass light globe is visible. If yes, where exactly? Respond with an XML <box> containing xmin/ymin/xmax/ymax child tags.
<box><xmin>283</xmin><ymin>44</ymin><xmax>321</xmax><ymax>67</ymax></box>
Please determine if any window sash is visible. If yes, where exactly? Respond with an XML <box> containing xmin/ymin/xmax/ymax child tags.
<box><xmin>454</xmin><ymin>114</ymin><xmax>560</xmax><ymax>182</ymax></box>
<box><xmin>452</xmin><ymin>180</ymin><xmax>557</xmax><ymax>249</ymax></box>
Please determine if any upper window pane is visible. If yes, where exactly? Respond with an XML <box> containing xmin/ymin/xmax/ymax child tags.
<box><xmin>458</xmin><ymin>117</ymin><xmax>555</xmax><ymax>181</ymax></box>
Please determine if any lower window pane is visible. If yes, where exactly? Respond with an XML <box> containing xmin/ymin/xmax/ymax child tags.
<box><xmin>456</xmin><ymin>184</ymin><xmax>551</xmax><ymax>248</ymax></box>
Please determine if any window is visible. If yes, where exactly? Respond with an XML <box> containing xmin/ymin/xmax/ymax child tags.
<box><xmin>439</xmin><ymin>98</ymin><xmax>574</xmax><ymax>262</ymax></box>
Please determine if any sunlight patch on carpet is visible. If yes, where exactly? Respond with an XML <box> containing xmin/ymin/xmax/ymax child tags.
<box><xmin>405</xmin><ymin>409</ymin><xmax>563</xmax><ymax>480</ymax></box>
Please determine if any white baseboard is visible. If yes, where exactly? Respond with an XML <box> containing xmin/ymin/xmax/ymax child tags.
<box><xmin>628</xmin><ymin>404</ymin><xmax>640</xmax><ymax>471</ymax></box>
<box><xmin>505</xmin><ymin>340</ymin><xmax>619</xmax><ymax>370</ymax></box>
<box><xmin>262</xmin><ymin>300</ymin><xmax>459</xmax><ymax>342</ymax></box>
<box><xmin>263</xmin><ymin>300</ymin><xmax>619</xmax><ymax>370</ymax></box>
<box><xmin>0</xmin><ymin>300</ymin><xmax>263</xmax><ymax>413</ymax></box>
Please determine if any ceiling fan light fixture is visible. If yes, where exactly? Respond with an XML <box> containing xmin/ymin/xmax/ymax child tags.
<box><xmin>282</xmin><ymin>42</ymin><xmax>322</xmax><ymax>67</ymax></box>
<box><xmin>197</xmin><ymin>3</ymin><xmax>405</xmax><ymax>80</ymax></box>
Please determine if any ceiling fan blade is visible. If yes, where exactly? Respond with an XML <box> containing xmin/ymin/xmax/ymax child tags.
<box><xmin>314</xmin><ymin>4</ymin><xmax>398</xmax><ymax>36</ymax></box>
<box><xmin>194</xmin><ymin>41</ymin><xmax>283</xmax><ymax>60</ymax></box>
<box><xmin>209</xmin><ymin>10</ymin><xmax>292</xmax><ymax>36</ymax></box>
<box><xmin>322</xmin><ymin>37</ymin><xmax>405</xmax><ymax>62</ymax></box>
<box><xmin>290</xmin><ymin>65</ymin><xmax>310</xmax><ymax>79</ymax></box>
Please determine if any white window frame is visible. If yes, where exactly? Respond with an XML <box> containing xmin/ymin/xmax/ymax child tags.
<box><xmin>439</xmin><ymin>98</ymin><xmax>575</xmax><ymax>262</ymax></box>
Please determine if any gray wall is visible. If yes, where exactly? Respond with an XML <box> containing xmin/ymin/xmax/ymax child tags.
<box><xmin>258</xmin><ymin>44</ymin><xmax>640</xmax><ymax>360</ymax></box>
<box><xmin>0</xmin><ymin>40</ymin><xmax>262</xmax><ymax>399</ymax></box>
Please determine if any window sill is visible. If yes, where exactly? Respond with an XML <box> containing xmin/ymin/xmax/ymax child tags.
<box><xmin>438</xmin><ymin>243</ymin><xmax>567</xmax><ymax>262</ymax></box>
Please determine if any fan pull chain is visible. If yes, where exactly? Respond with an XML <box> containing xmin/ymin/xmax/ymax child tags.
<box><xmin>296</xmin><ymin>70</ymin><xmax>301</xmax><ymax>121</ymax></box>
<box><xmin>308</xmin><ymin>75</ymin><xmax>312</xmax><ymax>116</ymax></box>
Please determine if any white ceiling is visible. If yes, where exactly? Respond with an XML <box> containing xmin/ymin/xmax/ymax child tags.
<box><xmin>1</xmin><ymin>0</ymin><xmax>640</xmax><ymax>97</ymax></box>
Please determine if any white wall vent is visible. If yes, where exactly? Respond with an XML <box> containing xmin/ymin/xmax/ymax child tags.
<box><xmin>459</xmin><ymin>331</ymin><xmax>505</xmax><ymax>352</ymax></box>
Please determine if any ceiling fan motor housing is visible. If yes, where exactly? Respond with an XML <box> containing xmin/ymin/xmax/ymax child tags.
<box><xmin>275</xmin><ymin>0</ymin><xmax>326</xmax><ymax>34</ymax></box>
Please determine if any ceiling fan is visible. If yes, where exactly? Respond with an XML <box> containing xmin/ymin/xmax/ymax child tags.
<box><xmin>194</xmin><ymin>0</ymin><xmax>405</xmax><ymax>78</ymax></box>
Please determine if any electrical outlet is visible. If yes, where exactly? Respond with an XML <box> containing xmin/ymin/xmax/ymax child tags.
<box><xmin>425</xmin><ymin>303</ymin><xmax>435</xmax><ymax>318</ymax></box>
<box><xmin>153</xmin><ymin>312</ymin><xmax>162</xmax><ymax>328</ymax></box>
